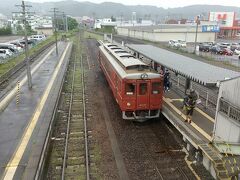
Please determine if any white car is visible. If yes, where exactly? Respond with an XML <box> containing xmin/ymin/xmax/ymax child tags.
<box><xmin>234</xmin><ymin>48</ymin><xmax>240</xmax><ymax>55</ymax></box>
<box><xmin>30</xmin><ymin>34</ymin><xmax>46</xmax><ymax>41</ymax></box>
<box><xmin>178</xmin><ymin>40</ymin><xmax>187</xmax><ymax>47</ymax></box>
<box><xmin>168</xmin><ymin>40</ymin><xmax>181</xmax><ymax>48</ymax></box>
<box><xmin>0</xmin><ymin>49</ymin><xmax>10</xmax><ymax>59</ymax></box>
<box><xmin>220</xmin><ymin>42</ymin><xmax>231</xmax><ymax>49</ymax></box>
<box><xmin>0</xmin><ymin>49</ymin><xmax>13</xmax><ymax>56</ymax></box>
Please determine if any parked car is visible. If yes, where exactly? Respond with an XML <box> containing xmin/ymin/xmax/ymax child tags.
<box><xmin>0</xmin><ymin>43</ymin><xmax>19</xmax><ymax>54</ymax></box>
<box><xmin>234</xmin><ymin>47</ymin><xmax>240</xmax><ymax>55</ymax></box>
<box><xmin>230</xmin><ymin>43</ymin><xmax>240</xmax><ymax>51</ymax></box>
<box><xmin>217</xmin><ymin>34</ymin><xmax>225</xmax><ymax>39</ymax></box>
<box><xmin>0</xmin><ymin>49</ymin><xmax>10</xmax><ymax>59</ymax></box>
<box><xmin>168</xmin><ymin>40</ymin><xmax>181</xmax><ymax>48</ymax></box>
<box><xmin>222</xmin><ymin>48</ymin><xmax>233</xmax><ymax>56</ymax></box>
<box><xmin>19</xmin><ymin>39</ymin><xmax>37</xmax><ymax>46</ymax></box>
<box><xmin>220</xmin><ymin>43</ymin><xmax>231</xmax><ymax>49</ymax></box>
<box><xmin>0</xmin><ymin>48</ymin><xmax>13</xmax><ymax>56</ymax></box>
<box><xmin>210</xmin><ymin>45</ymin><xmax>223</xmax><ymax>54</ymax></box>
<box><xmin>178</xmin><ymin>40</ymin><xmax>187</xmax><ymax>47</ymax></box>
<box><xmin>199</xmin><ymin>43</ymin><xmax>211</xmax><ymax>52</ymax></box>
<box><xmin>30</xmin><ymin>34</ymin><xmax>46</xmax><ymax>41</ymax></box>
<box><xmin>10</xmin><ymin>42</ymin><xmax>24</xmax><ymax>49</ymax></box>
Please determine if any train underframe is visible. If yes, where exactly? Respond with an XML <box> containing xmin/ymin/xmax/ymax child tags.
<box><xmin>122</xmin><ymin>109</ymin><xmax>160</xmax><ymax>121</ymax></box>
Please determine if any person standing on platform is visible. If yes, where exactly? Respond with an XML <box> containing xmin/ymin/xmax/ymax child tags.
<box><xmin>164</xmin><ymin>69</ymin><xmax>170</xmax><ymax>91</ymax></box>
<box><xmin>184</xmin><ymin>89</ymin><xmax>197</xmax><ymax>123</ymax></box>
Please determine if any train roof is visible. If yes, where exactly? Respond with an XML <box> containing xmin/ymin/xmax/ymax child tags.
<box><xmin>104</xmin><ymin>43</ymin><xmax>147</xmax><ymax>69</ymax></box>
<box><xmin>99</xmin><ymin>42</ymin><xmax>161</xmax><ymax>79</ymax></box>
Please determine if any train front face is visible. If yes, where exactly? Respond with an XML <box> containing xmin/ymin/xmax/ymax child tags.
<box><xmin>122</xmin><ymin>75</ymin><xmax>163</xmax><ymax>121</ymax></box>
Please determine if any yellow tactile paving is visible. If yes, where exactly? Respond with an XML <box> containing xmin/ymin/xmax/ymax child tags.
<box><xmin>2</xmin><ymin>43</ymin><xmax>70</xmax><ymax>180</ymax></box>
<box><xmin>168</xmin><ymin>98</ymin><xmax>215</xmax><ymax>123</ymax></box>
<box><xmin>163</xmin><ymin>97</ymin><xmax>212</xmax><ymax>141</ymax></box>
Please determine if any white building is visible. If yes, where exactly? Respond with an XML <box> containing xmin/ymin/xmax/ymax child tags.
<box><xmin>0</xmin><ymin>13</ymin><xmax>8</xmax><ymax>28</ymax></box>
<box><xmin>213</xmin><ymin>76</ymin><xmax>240</xmax><ymax>155</ymax></box>
<box><xmin>94</xmin><ymin>18</ymin><xmax>117</xmax><ymax>29</ymax></box>
<box><xmin>94</xmin><ymin>17</ymin><xmax>154</xmax><ymax>29</ymax></box>
<box><xmin>117</xmin><ymin>24</ymin><xmax>217</xmax><ymax>42</ymax></box>
<box><xmin>11</xmin><ymin>13</ymin><xmax>52</xmax><ymax>34</ymax></box>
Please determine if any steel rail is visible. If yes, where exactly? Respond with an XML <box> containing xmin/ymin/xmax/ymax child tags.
<box><xmin>131</xmin><ymin>122</ymin><xmax>164</xmax><ymax>180</ymax></box>
<box><xmin>61</xmin><ymin>57</ymin><xmax>76</xmax><ymax>180</ymax></box>
<box><xmin>81</xmin><ymin>42</ymin><xmax>90</xmax><ymax>180</ymax></box>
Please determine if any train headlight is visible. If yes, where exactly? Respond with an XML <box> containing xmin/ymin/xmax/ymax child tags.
<box><xmin>141</xmin><ymin>73</ymin><xmax>148</xmax><ymax>79</ymax></box>
<box><xmin>127</xmin><ymin>102</ymin><xmax>131</xmax><ymax>107</ymax></box>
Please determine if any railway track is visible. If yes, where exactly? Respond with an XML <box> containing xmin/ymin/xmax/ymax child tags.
<box><xmin>130</xmin><ymin>120</ymin><xmax>194</xmax><ymax>180</ymax></box>
<box><xmin>45</xmin><ymin>32</ymin><xmax>90</xmax><ymax>180</ymax></box>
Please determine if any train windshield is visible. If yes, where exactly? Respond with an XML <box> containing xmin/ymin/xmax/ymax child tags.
<box><xmin>152</xmin><ymin>82</ymin><xmax>161</xmax><ymax>94</ymax></box>
<box><xmin>139</xmin><ymin>83</ymin><xmax>147</xmax><ymax>95</ymax></box>
<box><xmin>126</xmin><ymin>83</ymin><xmax>135</xmax><ymax>95</ymax></box>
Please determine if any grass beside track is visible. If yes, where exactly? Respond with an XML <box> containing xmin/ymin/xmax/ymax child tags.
<box><xmin>84</xmin><ymin>31</ymin><xmax>103</xmax><ymax>41</ymax></box>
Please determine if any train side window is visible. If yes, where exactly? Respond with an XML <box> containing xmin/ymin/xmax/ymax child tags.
<box><xmin>126</xmin><ymin>83</ymin><xmax>135</xmax><ymax>95</ymax></box>
<box><xmin>152</xmin><ymin>82</ymin><xmax>161</xmax><ymax>94</ymax></box>
<box><xmin>139</xmin><ymin>83</ymin><xmax>147</xmax><ymax>95</ymax></box>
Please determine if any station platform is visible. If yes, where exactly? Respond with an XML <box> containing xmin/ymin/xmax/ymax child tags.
<box><xmin>162</xmin><ymin>90</ymin><xmax>240</xmax><ymax>179</ymax></box>
<box><xmin>0</xmin><ymin>41</ymin><xmax>72</xmax><ymax>180</ymax></box>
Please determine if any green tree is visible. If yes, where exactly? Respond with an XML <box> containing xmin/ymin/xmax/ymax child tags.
<box><xmin>0</xmin><ymin>26</ymin><xmax>12</xmax><ymax>35</ymax></box>
<box><xmin>67</xmin><ymin>17</ymin><xmax>78</xmax><ymax>30</ymax></box>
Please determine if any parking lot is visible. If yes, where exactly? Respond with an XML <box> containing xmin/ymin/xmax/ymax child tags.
<box><xmin>0</xmin><ymin>34</ymin><xmax>47</xmax><ymax>63</ymax></box>
<box><xmin>167</xmin><ymin>39</ymin><xmax>240</xmax><ymax>68</ymax></box>
<box><xmin>0</xmin><ymin>36</ymin><xmax>22</xmax><ymax>43</ymax></box>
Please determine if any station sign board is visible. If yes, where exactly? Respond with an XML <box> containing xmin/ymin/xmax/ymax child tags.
<box><xmin>209</xmin><ymin>12</ymin><xmax>235</xmax><ymax>27</ymax></box>
<box><xmin>202</xmin><ymin>25</ymin><xmax>220</xmax><ymax>32</ymax></box>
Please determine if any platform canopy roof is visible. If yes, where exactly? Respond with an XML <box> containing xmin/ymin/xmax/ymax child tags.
<box><xmin>127</xmin><ymin>44</ymin><xmax>240</xmax><ymax>86</ymax></box>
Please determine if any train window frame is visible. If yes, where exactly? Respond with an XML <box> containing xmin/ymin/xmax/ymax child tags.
<box><xmin>152</xmin><ymin>82</ymin><xmax>161</xmax><ymax>94</ymax></box>
<box><xmin>125</xmin><ymin>83</ymin><xmax>135</xmax><ymax>95</ymax></box>
<box><xmin>139</xmin><ymin>83</ymin><xmax>148</xmax><ymax>95</ymax></box>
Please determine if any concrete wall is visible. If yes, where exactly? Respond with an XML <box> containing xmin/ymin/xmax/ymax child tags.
<box><xmin>117</xmin><ymin>27</ymin><xmax>216</xmax><ymax>43</ymax></box>
<box><xmin>214</xmin><ymin>77</ymin><xmax>240</xmax><ymax>144</ymax></box>
<box><xmin>36</xmin><ymin>28</ymin><xmax>53</xmax><ymax>36</ymax></box>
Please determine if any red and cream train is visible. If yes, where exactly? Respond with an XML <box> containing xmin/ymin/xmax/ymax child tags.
<box><xmin>98</xmin><ymin>41</ymin><xmax>164</xmax><ymax>121</ymax></box>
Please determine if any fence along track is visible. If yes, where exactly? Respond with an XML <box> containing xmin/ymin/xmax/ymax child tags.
<box><xmin>46</xmin><ymin>32</ymin><xmax>90</xmax><ymax>180</ymax></box>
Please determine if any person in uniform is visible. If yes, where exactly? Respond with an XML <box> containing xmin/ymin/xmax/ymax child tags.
<box><xmin>164</xmin><ymin>69</ymin><xmax>170</xmax><ymax>91</ymax></box>
<box><xmin>184</xmin><ymin>89</ymin><xmax>197</xmax><ymax>123</ymax></box>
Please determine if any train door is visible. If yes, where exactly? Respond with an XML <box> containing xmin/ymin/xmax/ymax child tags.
<box><xmin>150</xmin><ymin>80</ymin><xmax>162</xmax><ymax>109</ymax></box>
<box><xmin>137</xmin><ymin>80</ymin><xmax>150</xmax><ymax>109</ymax></box>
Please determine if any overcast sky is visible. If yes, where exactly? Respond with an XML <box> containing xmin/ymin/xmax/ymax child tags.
<box><xmin>27</xmin><ymin>0</ymin><xmax>240</xmax><ymax>8</ymax></box>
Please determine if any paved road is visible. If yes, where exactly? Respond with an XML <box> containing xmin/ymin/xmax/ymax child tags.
<box><xmin>0</xmin><ymin>36</ymin><xmax>22</xmax><ymax>43</ymax></box>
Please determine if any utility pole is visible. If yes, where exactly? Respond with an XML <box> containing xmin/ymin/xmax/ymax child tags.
<box><xmin>65</xmin><ymin>15</ymin><xmax>68</xmax><ymax>32</ymax></box>
<box><xmin>61</xmin><ymin>12</ymin><xmax>66</xmax><ymax>32</ymax></box>
<box><xmin>15</xmin><ymin>0</ymin><xmax>33</xmax><ymax>89</ymax></box>
<box><xmin>50</xmin><ymin>8</ymin><xmax>59</xmax><ymax>55</ymax></box>
<box><xmin>194</xmin><ymin>15</ymin><xmax>200</xmax><ymax>54</ymax></box>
